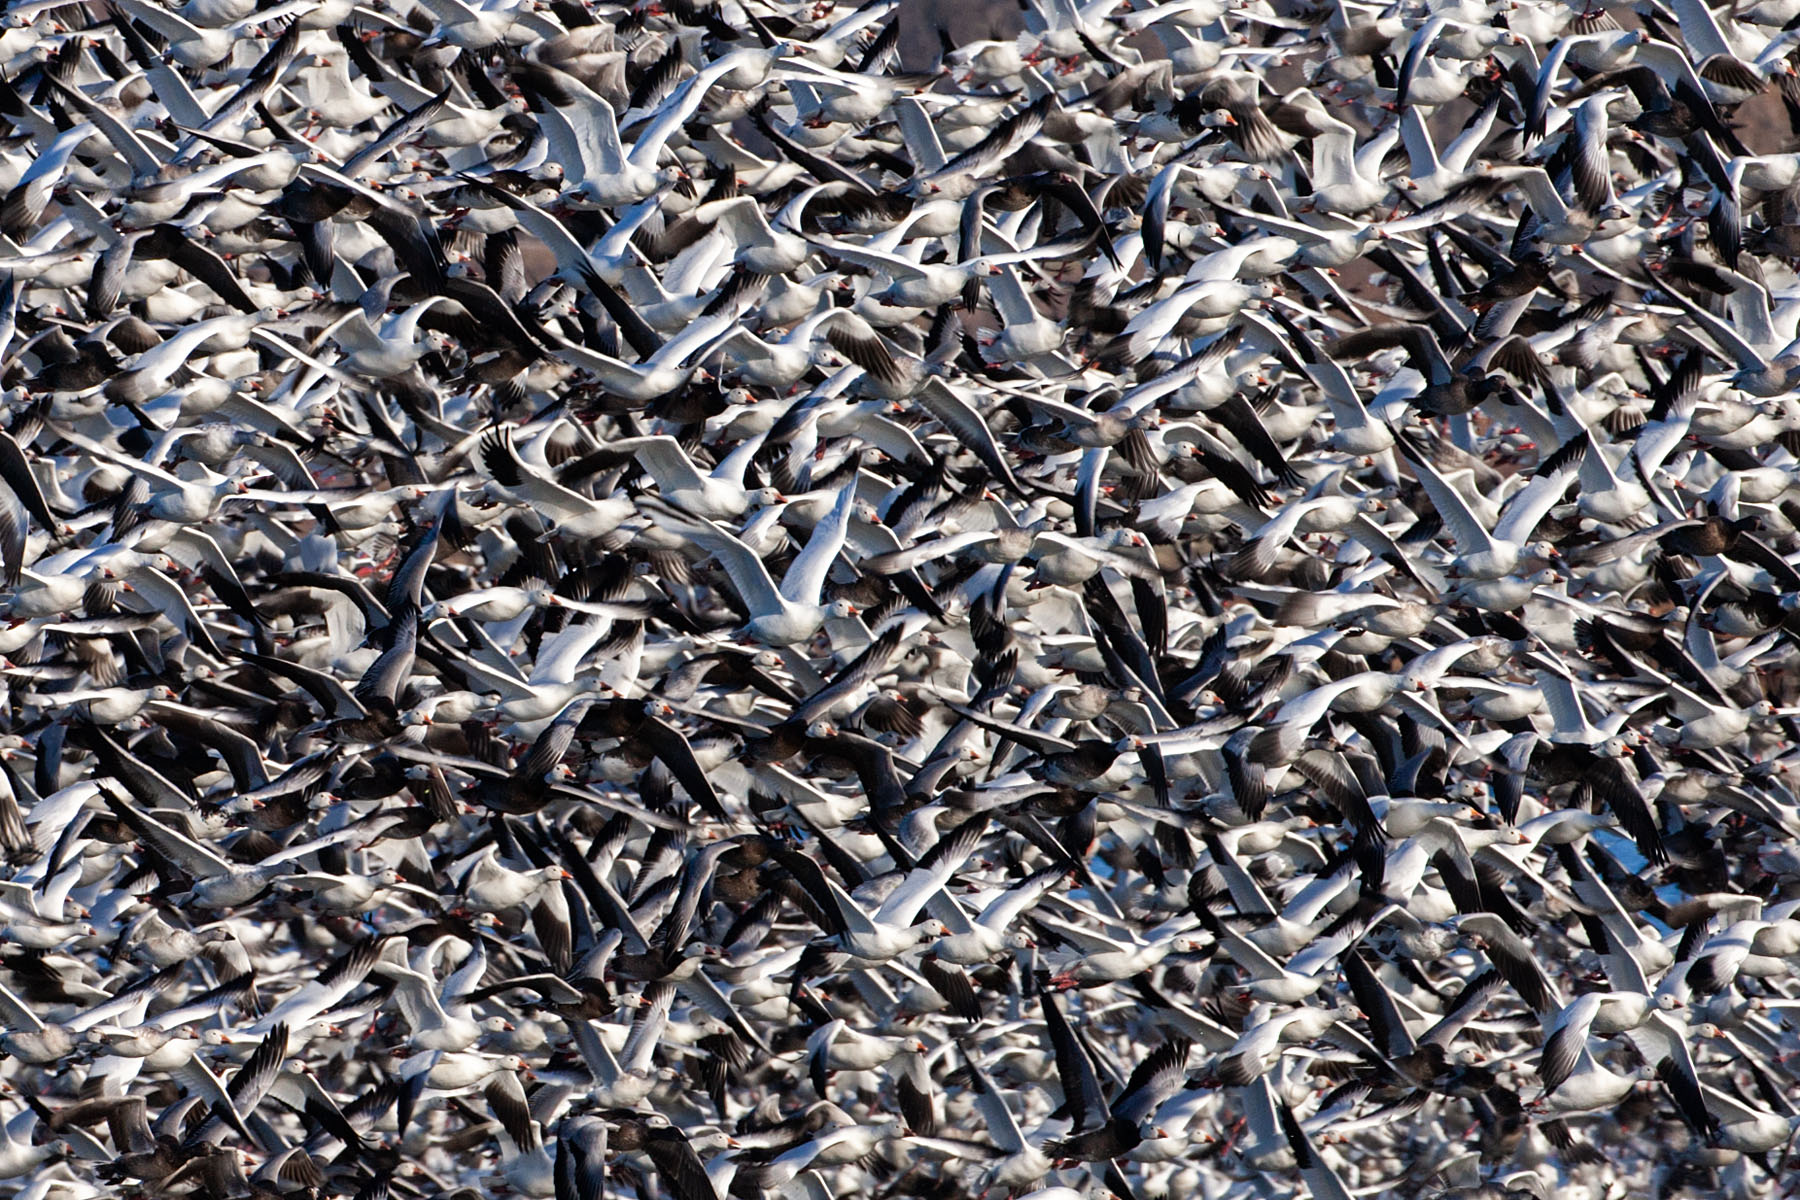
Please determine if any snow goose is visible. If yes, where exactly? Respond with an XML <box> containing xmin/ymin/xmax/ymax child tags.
<box><xmin>482</xmin><ymin>1067</ymin><xmax>554</xmax><ymax>1196</ymax></box>
<box><xmin>595</xmin><ymin>432</ymin><xmax>779</xmax><ymax>522</ymax></box>
<box><xmin>1480</xmin><ymin>164</ymin><xmax>1628</xmax><ymax>247</ymax></box>
<box><xmin>770</xmin><ymin>815</ymin><xmax>983</xmax><ymax>960</ymax></box>
<box><xmin>646</xmin><ymin>480</ymin><xmax>862</xmax><ymax>647</ymax></box>
<box><xmin>1300</xmin><ymin>112</ymin><xmax>1403</xmax><ymax>215</ymax></box>
<box><xmin>906</xmin><ymin>1052</ymin><xmax>1054</xmax><ymax>1191</ymax></box>
<box><xmin>930</xmin><ymin>863</ymin><xmax>1065</xmax><ymax>965</ymax></box>
<box><xmin>1391</xmin><ymin>428</ymin><xmax>1578</xmax><ymax>580</ymax></box>
<box><xmin>371</xmin><ymin>936</ymin><xmax>506</xmax><ymax>1052</ymax></box>
<box><xmin>477</xmin><ymin>426</ymin><xmax>635</xmax><ymax>541</ymax></box>
<box><xmin>103</xmin><ymin>790</ymin><xmax>365</xmax><ymax>909</ymax></box>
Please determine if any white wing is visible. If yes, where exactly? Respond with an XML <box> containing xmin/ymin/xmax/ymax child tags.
<box><xmin>873</xmin><ymin>826</ymin><xmax>980</xmax><ymax>928</ymax></box>
<box><xmin>625</xmin><ymin>52</ymin><xmax>752</xmax><ymax>169</ymax></box>
<box><xmin>1397</xmin><ymin>444</ymin><xmax>1498</xmax><ymax>559</ymax></box>
<box><xmin>987</xmin><ymin>265</ymin><xmax>1041</xmax><ymax>331</ymax></box>
<box><xmin>0</xmin><ymin>979</ymin><xmax>42</xmax><ymax>1032</ymax></box>
<box><xmin>379</xmin><ymin>957</ymin><xmax>454</xmax><ymax>1035</ymax></box>
<box><xmin>670</xmin><ymin>513</ymin><xmax>788</xmax><ymax>618</ymax></box>
<box><xmin>1271</xmin><ymin>672</ymin><xmax>1383</xmax><ymax>730</ymax></box>
<box><xmin>1399</xmin><ymin>107</ymin><xmax>1441</xmax><ymax>176</ymax></box>
<box><xmin>110</xmin><ymin>0</ymin><xmax>205</xmax><ymax>45</ymax></box>
<box><xmin>543</xmin><ymin>77</ymin><xmax>628</xmax><ymax>175</ymax></box>
<box><xmin>111</xmin><ymin>799</ymin><xmax>235</xmax><ymax>880</ymax></box>
<box><xmin>895</xmin><ymin>97</ymin><xmax>946</xmax><ymax>173</ymax></box>
<box><xmin>779</xmin><ymin>481</ymin><xmax>857</xmax><ymax>607</ymax></box>
<box><xmin>965</xmin><ymin>1057</ymin><xmax>1030</xmax><ymax>1154</ymax></box>
<box><xmin>529</xmin><ymin>620</ymin><xmax>614</xmax><ymax>687</ymax></box>
<box><xmin>1534</xmin><ymin>666</ymin><xmax>1601</xmax><ymax>744</ymax></box>
<box><xmin>821</xmin><ymin>878</ymin><xmax>880</xmax><ymax>938</ymax></box>
<box><xmin>1669</xmin><ymin>0</ymin><xmax>1739</xmax><ymax>62</ymax></box>
<box><xmin>614</xmin><ymin>435</ymin><xmax>710</xmax><ymax>495</ymax></box>
<box><xmin>1700</xmin><ymin>1081</ymin><xmax>1780</xmax><ymax>1126</ymax></box>
<box><xmin>17</xmin><ymin>123</ymin><xmax>96</xmax><ymax>193</ymax></box>
<box><xmin>1310</xmin><ymin>120</ymin><xmax>1358</xmax><ymax>187</ymax></box>
<box><xmin>1648</xmin><ymin>271</ymin><xmax>1767</xmax><ymax>369</ymax></box>
<box><xmin>572</xmin><ymin>1017</ymin><xmax>625</xmax><ymax>1084</ymax></box>
<box><xmin>809</xmin><ymin>237</ymin><xmax>930</xmax><ymax>281</ymax></box>
<box><xmin>1492</xmin><ymin>444</ymin><xmax>1582</xmax><ymax>546</ymax></box>
<box><xmin>45</xmin><ymin>78</ymin><xmax>165</xmax><ymax>177</ymax></box>
<box><xmin>861</xmin><ymin>530</ymin><xmax>998</xmax><ymax>573</ymax></box>
<box><xmin>976</xmin><ymin>867</ymin><xmax>1062</xmax><ymax>931</ymax></box>
<box><xmin>442</xmin><ymin>941</ymin><xmax>489</xmax><ymax>1005</ymax></box>
<box><xmin>619</xmin><ymin>982</ymin><xmax>673</xmax><ymax>1074</ymax></box>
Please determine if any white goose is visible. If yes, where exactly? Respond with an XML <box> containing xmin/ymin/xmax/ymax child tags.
<box><xmin>540</xmin><ymin>49</ymin><xmax>791</xmax><ymax>208</ymax></box>
<box><xmin>650</xmin><ymin>480</ymin><xmax>863</xmax><ymax>647</ymax></box>
<box><xmin>930</xmin><ymin>865</ymin><xmax>1065</xmax><ymax>965</ymax></box>
<box><xmin>1395</xmin><ymin>433</ymin><xmax>1580</xmax><ymax>579</ymax></box>
<box><xmin>372</xmin><ymin>936</ymin><xmax>506</xmax><ymax>1052</ymax></box>
<box><xmin>477</xmin><ymin>425</ymin><xmax>636</xmax><ymax>541</ymax></box>
<box><xmin>1303</xmin><ymin>112</ymin><xmax>1403</xmax><ymax>215</ymax></box>
<box><xmin>787</xmin><ymin>819</ymin><xmax>985</xmax><ymax>961</ymax></box>
<box><xmin>605</xmin><ymin>432</ymin><xmax>779</xmax><ymax>521</ymax></box>
<box><xmin>324</xmin><ymin>298</ymin><xmax>450</xmax><ymax>379</ymax></box>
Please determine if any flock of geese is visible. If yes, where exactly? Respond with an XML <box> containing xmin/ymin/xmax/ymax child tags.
<box><xmin>3</xmin><ymin>0</ymin><xmax>1800</xmax><ymax>1197</ymax></box>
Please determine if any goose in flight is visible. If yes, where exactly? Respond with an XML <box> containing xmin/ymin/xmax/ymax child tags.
<box><xmin>1391</xmin><ymin>430</ymin><xmax>1581</xmax><ymax>579</ymax></box>
<box><xmin>646</xmin><ymin>479</ymin><xmax>862</xmax><ymax>646</ymax></box>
